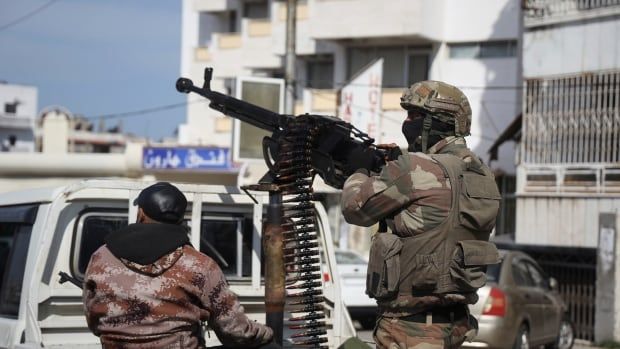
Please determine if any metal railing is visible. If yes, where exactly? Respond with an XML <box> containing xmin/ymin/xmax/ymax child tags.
<box><xmin>521</xmin><ymin>164</ymin><xmax>620</xmax><ymax>194</ymax></box>
<box><xmin>522</xmin><ymin>70</ymin><xmax>620</xmax><ymax>166</ymax></box>
<box><xmin>524</xmin><ymin>0</ymin><xmax>620</xmax><ymax>20</ymax></box>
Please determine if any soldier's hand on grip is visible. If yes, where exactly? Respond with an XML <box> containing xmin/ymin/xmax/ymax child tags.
<box><xmin>376</xmin><ymin>143</ymin><xmax>402</xmax><ymax>162</ymax></box>
<box><xmin>345</xmin><ymin>146</ymin><xmax>380</xmax><ymax>175</ymax></box>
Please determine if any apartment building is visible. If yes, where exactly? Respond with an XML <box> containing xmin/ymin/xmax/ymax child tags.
<box><xmin>179</xmin><ymin>0</ymin><xmax>522</xmax><ymax>251</ymax></box>
<box><xmin>179</xmin><ymin>0</ymin><xmax>521</xmax><ymax>170</ymax></box>
<box><xmin>0</xmin><ymin>82</ymin><xmax>37</xmax><ymax>152</ymax></box>
<box><xmin>516</xmin><ymin>0</ymin><xmax>620</xmax><ymax>341</ymax></box>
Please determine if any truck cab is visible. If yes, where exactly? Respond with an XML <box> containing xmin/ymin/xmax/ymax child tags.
<box><xmin>0</xmin><ymin>179</ymin><xmax>355</xmax><ymax>348</ymax></box>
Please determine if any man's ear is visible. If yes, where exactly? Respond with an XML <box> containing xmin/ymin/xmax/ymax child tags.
<box><xmin>136</xmin><ymin>208</ymin><xmax>146</xmax><ymax>223</ymax></box>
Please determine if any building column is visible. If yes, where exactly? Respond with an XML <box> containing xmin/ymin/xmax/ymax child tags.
<box><xmin>596</xmin><ymin>212</ymin><xmax>619</xmax><ymax>341</ymax></box>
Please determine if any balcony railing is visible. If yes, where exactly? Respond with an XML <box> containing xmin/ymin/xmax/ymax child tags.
<box><xmin>524</xmin><ymin>0</ymin><xmax>620</xmax><ymax>26</ymax></box>
<box><xmin>247</xmin><ymin>19</ymin><xmax>271</xmax><ymax>37</ymax></box>
<box><xmin>218</xmin><ymin>33</ymin><xmax>242</xmax><ymax>49</ymax></box>
<box><xmin>0</xmin><ymin>115</ymin><xmax>34</xmax><ymax>129</ymax></box>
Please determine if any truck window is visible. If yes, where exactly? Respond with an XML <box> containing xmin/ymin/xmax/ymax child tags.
<box><xmin>200</xmin><ymin>215</ymin><xmax>254</xmax><ymax>279</ymax></box>
<box><xmin>74</xmin><ymin>212</ymin><xmax>128</xmax><ymax>277</ymax></box>
<box><xmin>0</xmin><ymin>204</ymin><xmax>38</xmax><ymax>318</ymax></box>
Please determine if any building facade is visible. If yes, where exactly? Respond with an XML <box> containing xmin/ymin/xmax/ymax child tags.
<box><xmin>0</xmin><ymin>82</ymin><xmax>37</xmax><ymax>152</ymax></box>
<box><xmin>179</xmin><ymin>0</ymin><xmax>522</xmax><ymax>172</ymax></box>
<box><xmin>518</xmin><ymin>0</ymin><xmax>620</xmax><ymax>341</ymax></box>
<box><xmin>179</xmin><ymin>0</ymin><xmax>522</xmax><ymax>252</ymax></box>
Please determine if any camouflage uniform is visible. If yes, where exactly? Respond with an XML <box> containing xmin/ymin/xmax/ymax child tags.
<box><xmin>342</xmin><ymin>136</ymin><xmax>480</xmax><ymax>349</ymax></box>
<box><xmin>83</xmin><ymin>243</ymin><xmax>273</xmax><ymax>348</ymax></box>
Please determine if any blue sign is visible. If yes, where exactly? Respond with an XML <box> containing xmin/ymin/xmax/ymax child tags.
<box><xmin>143</xmin><ymin>147</ymin><xmax>232</xmax><ymax>170</ymax></box>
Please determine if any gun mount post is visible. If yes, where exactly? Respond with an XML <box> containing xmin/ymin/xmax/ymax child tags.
<box><xmin>264</xmin><ymin>190</ymin><xmax>285</xmax><ymax>346</ymax></box>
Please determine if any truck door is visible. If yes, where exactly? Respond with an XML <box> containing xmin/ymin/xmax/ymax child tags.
<box><xmin>0</xmin><ymin>204</ymin><xmax>38</xmax><ymax>348</ymax></box>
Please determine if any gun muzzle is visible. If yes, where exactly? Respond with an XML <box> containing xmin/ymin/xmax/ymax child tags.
<box><xmin>176</xmin><ymin>78</ymin><xmax>194</xmax><ymax>93</ymax></box>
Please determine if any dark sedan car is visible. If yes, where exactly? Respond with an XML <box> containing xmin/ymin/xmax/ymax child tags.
<box><xmin>464</xmin><ymin>250</ymin><xmax>574</xmax><ymax>349</ymax></box>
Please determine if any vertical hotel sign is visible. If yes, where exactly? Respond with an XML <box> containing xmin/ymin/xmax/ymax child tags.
<box><xmin>338</xmin><ymin>58</ymin><xmax>383</xmax><ymax>141</ymax></box>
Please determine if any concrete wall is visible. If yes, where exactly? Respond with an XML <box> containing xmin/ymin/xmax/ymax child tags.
<box><xmin>524</xmin><ymin>15</ymin><xmax>620</xmax><ymax>77</ymax></box>
<box><xmin>516</xmin><ymin>195</ymin><xmax>620</xmax><ymax>248</ymax></box>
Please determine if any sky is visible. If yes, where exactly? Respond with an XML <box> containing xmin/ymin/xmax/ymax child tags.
<box><xmin>0</xmin><ymin>0</ymin><xmax>185</xmax><ymax>140</ymax></box>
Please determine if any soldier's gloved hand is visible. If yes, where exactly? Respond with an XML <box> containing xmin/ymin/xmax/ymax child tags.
<box><xmin>377</xmin><ymin>143</ymin><xmax>402</xmax><ymax>161</ymax></box>
<box><xmin>345</xmin><ymin>147</ymin><xmax>378</xmax><ymax>175</ymax></box>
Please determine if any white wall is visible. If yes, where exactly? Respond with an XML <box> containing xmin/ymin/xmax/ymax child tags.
<box><xmin>516</xmin><ymin>196</ymin><xmax>620</xmax><ymax>248</ymax></box>
<box><xmin>524</xmin><ymin>15</ymin><xmax>620</xmax><ymax>77</ymax></box>
<box><xmin>444</xmin><ymin>0</ymin><xmax>520</xmax><ymax>42</ymax></box>
<box><xmin>435</xmin><ymin>55</ymin><xmax>520</xmax><ymax>172</ymax></box>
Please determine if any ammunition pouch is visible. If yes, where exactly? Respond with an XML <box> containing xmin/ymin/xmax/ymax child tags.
<box><xmin>449</xmin><ymin>240</ymin><xmax>500</xmax><ymax>292</ymax></box>
<box><xmin>459</xmin><ymin>170</ymin><xmax>502</xmax><ymax>232</ymax></box>
<box><xmin>366</xmin><ymin>233</ymin><xmax>402</xmax><ymax>300</ymax></box>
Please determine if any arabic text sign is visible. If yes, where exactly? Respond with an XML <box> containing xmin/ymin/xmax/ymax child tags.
<box><xmin>143</xmin><ymin>147</ymin><xmax>231</xmax><ymax>170</ymax></box>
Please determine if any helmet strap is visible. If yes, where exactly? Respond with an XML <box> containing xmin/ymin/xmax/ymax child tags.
<box><xmin>420</xmin><ymin>114</ymin><xmax>433</xmax><ymax>153</ymax></box>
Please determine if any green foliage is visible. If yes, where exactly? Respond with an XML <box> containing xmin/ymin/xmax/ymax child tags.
<box><xmin>598</xmin><ymin>341</ymin><xmax>620</xmax><ymax>349</ymax></box>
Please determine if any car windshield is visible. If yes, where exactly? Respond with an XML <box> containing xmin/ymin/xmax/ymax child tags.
<box><xmin>486</xmin><ymin>262</ymin><xmax>502</xmax><ymax>282</ymax></box>
<box><xmin>336</xmin><ymin>251</ymin><xmax>367</xmax><ymax>264</ymax></box>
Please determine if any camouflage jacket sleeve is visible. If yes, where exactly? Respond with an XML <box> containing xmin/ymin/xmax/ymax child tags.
<box><xmin>201</xmin><ymin>259</ymin><xmax>273</xmax><ymax>348</ymax></box>
<box><xmin>82</xmin><ymin>254</ymin><xmax>102</xmax><ymax>336</ymax></box>
<box><xmin>341</xmin><ymin>155</ymin><xmax>413</xmax><ymax>227</ymax></box>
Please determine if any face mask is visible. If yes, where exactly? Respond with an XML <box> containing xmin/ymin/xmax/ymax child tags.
<box><xmin>402</xmin><ymin>118</ymin><xmax>424</xmax><ymax>152</ymax></box>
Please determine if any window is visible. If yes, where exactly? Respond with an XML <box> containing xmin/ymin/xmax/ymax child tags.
<box><xmin>4</xmin><ymin>102</ymin><xmax>17</xmax><ymax>115</ymax></box>
<box><xmin>306</xmin><ymin>58</ymin><xmax>334</xmax><ymax>89</ymax></box>
<box><xmin>335</xmin><ymin>251</ymin><xmax>366</xmax><ymax>265</ymax></box>
<box><xmin>486</xmin><ymin>260</ymin><xmax>502</xmax><ymax>283</ymax></box>
<box><xmin>227</xmin><ymin>11</ymin><xmax>238</xmax><ymax>33</ymax></box>
<box><xmin>74</xmin><ymin>212</ymin><xmax>128</xmax><ymax>276</ymax></box>
<box><xmin>200</xmin><ymin>217</ymin><xmax>253</xmax><ymax>278</ymax></box>
<box><xmin>235</xmin><ymin>78</ymin><xmax>283</xmax><ymax>160</ymax></box>
<box><xmin>525</xmin><ymin>261</ymin><xmax>549</xmax><ymax>289</ymax></box>
<box><xmin>512</xmin><ymin>259</ymin><xmax>535</xmax><ymax>287</ymax></box>
<box><xmin>243</xmin><ymin>1</ymin><xmax>269</xmax><ymax>19</ymax></box>
<box><xmin>407</xmin><ymin>54</ymin><xmax>429</xmax><ymax>85</ymax></box>
<box><xmin>348</xmin><ymin>46</ymin><xmax>431</xmax><ymax>88</ymax></box>
<box><xmin>0</xmin><ymin>204</ymin><xmax>38</xmax><ymax>318</ymax></box>
<box><xmin>449</xmin><ymin>40</ymin><xmax>517</xmax><ymax>59</ymax></box>
<box><xmin>73</xmin><ymin>209</ymin><xmax>194</xmax><ymax>279</ymax></box>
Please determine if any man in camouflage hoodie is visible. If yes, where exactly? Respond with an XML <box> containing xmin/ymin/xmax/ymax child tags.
<box><xmin>83</xmin><ymin>182</ymin><xmax>273</xmax><ymax>348</ymax></box>
<box><xmin>342</xmin><ymin>81</ymin><xmax>500</xmax><ymax>348</ymax></box>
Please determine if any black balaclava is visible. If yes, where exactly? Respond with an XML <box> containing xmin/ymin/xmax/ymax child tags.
<box><xmin>401</xmin><ymin>116</ymin><xmax>425</xmax><ymax>152</ymax></box>
<box><xmin>402</xmin><ymin>112</ymin><xmax>455</xmax><ymax>153</ymax></box>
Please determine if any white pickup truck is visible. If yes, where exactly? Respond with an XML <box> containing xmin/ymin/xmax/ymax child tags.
<box><xmin>0</xmin><ymin>179</ymin><xmax>356</xmax><ymax>348</ymax></box>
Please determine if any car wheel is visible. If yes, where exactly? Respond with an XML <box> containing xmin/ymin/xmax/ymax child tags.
<box><xmin>359</xmin><ymin>316</ymin><xmax>376</xmax><ymax>330</ymax></box>
<box><xmin>548</xmin><ymin>318</ymin><xmax>574</xmax><ymax>349</ymax></box>
<box><xmin>513</xmin><ymin>324</ymin><xmax>530</xmax><ymax>349</ymax></box>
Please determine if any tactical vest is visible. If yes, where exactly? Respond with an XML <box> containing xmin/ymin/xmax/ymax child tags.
<box><xmin>366</xmin><ymin>152</ymin><xmax>501</xmax><ymax>301</ymax></box>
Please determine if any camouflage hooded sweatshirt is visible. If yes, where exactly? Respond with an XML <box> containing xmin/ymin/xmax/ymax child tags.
<box><xmin>341</xmin><ymin>136</ymin><xmax>479</xmax><ymax>315</ymax></box>
<box><xmin>83</xmin><ymin>223</ymin><xmax>273</xmax><ymax>348</ymax></box>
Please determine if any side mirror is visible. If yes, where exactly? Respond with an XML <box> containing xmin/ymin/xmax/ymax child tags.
<box><xmin>549</xmin><ymin>277</ymin><xmax>559</xmax><ymax>291</ymax></box>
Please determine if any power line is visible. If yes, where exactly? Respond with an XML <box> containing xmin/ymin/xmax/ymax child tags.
<box><xmin>0</xmin><ymin>0</ymin><xmax>59</xmax><ymax>32</ymax></box>
<box><xmin>87</xmin><ymin>99</ymin><xmax>206</xmax><ymax>120</ymax></box>
<box><xmin>299</xmin><ymin>78</ymin><xmax>525</xmax><ymax>90</ymax></box>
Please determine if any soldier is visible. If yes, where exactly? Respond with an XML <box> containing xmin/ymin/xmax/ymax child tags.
<box><xmin>341</xmin><ymin>81</ymin><xmax>501</xmax><ymax>348</ymax></box>
<box><xmin>83</xmin><ymin>182</ymin><xmax>274</xmax><ymax>348</ymax></box>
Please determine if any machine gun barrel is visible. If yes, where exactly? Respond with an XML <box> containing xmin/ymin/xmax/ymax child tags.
<box><xmin>176</xmin><ymin>68</ymin><xmax>287</xmax><ymax>132</ymax></box>
<box><xmin>177</xmin><ymin>67</ymin><xmax>391</xmax><ymax>189</ymax></box>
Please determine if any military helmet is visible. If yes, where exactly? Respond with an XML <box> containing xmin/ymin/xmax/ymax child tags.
<box><xmin>400</xmin><ymin>81</ymin><xmax>472</xmax><ymax>136</ymax></box>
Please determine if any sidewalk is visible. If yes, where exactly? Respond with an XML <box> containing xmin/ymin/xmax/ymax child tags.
<box><xmin>574</xmin><ymin>340</ymin><xmax>607</xmax><ymax>349</ymax></box>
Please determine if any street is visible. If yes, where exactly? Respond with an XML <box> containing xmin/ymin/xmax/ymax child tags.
<box><xmin>354</xmin><ymin>322</ymin><xmax>597</xmax><ymax>349</ymax></box>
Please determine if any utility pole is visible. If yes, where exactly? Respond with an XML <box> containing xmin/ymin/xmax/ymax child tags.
<box><xmin>285</xmin><ymin>0</ymin><xmax>297</xmax><ymax>115</ymax></box>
